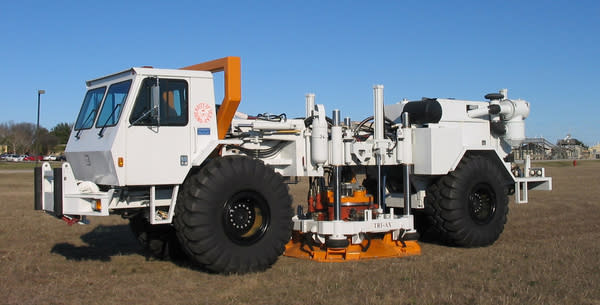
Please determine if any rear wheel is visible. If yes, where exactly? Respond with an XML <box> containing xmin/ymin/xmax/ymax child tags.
<box><xmin>174</xmin><ymin>156</ymin><xmax>293</xmax><ymax>274</ymax></box>
<box><xmin>421</xmin><ymin>155</ymin><xmax>509</xmax><ymax>247</ymax></box>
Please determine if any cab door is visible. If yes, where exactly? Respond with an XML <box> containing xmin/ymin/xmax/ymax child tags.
<box><xmin>125</xmin><ymin>77</ymin><xmax>191</xmax><ymax>185</ymax></box>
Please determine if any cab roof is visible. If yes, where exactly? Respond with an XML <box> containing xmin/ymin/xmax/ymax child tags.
<box><xmin>86</xmin><ymin>67</ymin><xmax>213</xmax><ymax>87</ymax></box>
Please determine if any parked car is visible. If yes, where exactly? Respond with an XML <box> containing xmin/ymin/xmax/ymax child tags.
<box><xmin>4</xmin><ymin>154</ymin><xmax>16</xmax><ymax>161</ymax></box>
<box><xmin>0</xmin><ymin>153</ymin><xmax>10</xmax><ymax>160</ymax></box>
<box><xmin>5</xmin><ymin>154</ymin><xmax>17</xmax><ymax>161</ymax></box>
<box><xmin>24</xmin><ymin>155</ymin><xmax>44</xmax><ymax>161</ymax></box>
<box><xmin>43</xmin><ymin>155</ymin><xmax>58</xmax><ymax>161</ymax></box>
<box><xmin>7</xmin><ymin>154</ymin><xmax>27</xmax><ymax>162</ymax></box>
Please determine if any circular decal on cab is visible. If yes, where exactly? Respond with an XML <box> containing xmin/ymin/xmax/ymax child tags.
<box><xmin>194</xmin><ymin>103</ymin><xmax>213</xmax><ymax>124</ymax></box>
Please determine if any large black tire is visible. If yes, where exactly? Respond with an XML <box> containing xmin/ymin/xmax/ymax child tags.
<box><xmin>421</xmin><ymin>155</ymin><xmax>509</xmax><ymax>247</ymax></box>
<box><xmin>174</xmin><ymin>155</ymin><xmax>293</xmax><ymax>274</ymax></box>
<box><xmin>129</xmin><ymin>213</ymin><xmax>184</xmax><ymax>260</ymax></box>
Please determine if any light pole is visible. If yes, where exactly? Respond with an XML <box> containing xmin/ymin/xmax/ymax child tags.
<box><xmin>36</xmin><ymin>89</ymin><xmax>45</xmax><ymax>164</ymax></box>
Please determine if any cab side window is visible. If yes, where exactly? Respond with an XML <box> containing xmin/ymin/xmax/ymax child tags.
<box><xmin>129</xmin><ymin>78</ymin><xmax>188</xmax><ymax>126</ymax></box>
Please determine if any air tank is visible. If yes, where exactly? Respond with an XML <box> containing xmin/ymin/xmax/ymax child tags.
<box><xmin>311</xmin><ymin>104</ymin><xmax>328</xmax><ymax>166</ymax></box>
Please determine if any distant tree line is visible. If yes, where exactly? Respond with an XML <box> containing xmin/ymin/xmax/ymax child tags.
<box><xmin>0</xmin><ymin>121</ymin><xmax>72</xmax><ymax>154</ymax></box>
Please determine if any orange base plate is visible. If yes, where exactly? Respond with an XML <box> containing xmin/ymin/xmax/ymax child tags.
<box><xmin>284</xmin><ymin>232</ymin><xmax>421</xmax><ymax>262</ymax></box>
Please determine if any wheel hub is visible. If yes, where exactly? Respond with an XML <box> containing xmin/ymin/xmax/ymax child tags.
<box><xmin>468</xmin><ymin>183</ymin><xmax>496</xmax><ymax>225</ymax></box>
<box><xmin>227</xmin><ymin>202</ymin><xmax>255</xmax><ymax>232</ymax></box>
<box><xmin>222</xmin><ymin>191</ymin><xmax>270</xmax><ymax>245</ymax></box>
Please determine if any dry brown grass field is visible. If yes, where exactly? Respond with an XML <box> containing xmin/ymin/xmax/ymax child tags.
<box><xmin>1</xmin><ymin>161</ymin><xmax>599</xmax><ymax>305</ymax></box>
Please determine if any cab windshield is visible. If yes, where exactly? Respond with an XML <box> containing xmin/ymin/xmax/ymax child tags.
<box><xmin>96</xmin><ymin>80</ymin><xmax>132</xmax><ymax>128</ymax></box>
<box><xmin>74</xmin><ymin>87</ymin><xmax>106</xmax><ymax>130</ymax></box>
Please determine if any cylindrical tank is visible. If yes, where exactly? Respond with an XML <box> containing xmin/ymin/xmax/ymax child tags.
<box><xmin>501</xmin><ymin>99</ymin><xmax>530</xmax><ymax>147</ymax></box>
<box><xmin>311</xmin><ymin>105</ymin><xmax>328</xmax><ymax>166</ymax></box>
<box><xmin>504</xmin><ymin>120</ymin><xmax>526</xmax><ymax>147</ymax></box>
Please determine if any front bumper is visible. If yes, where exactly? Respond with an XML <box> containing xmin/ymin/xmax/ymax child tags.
<box><xmin>34</xmin><ymin>162</ymin><xmax>114</xmax><ymax>217</ymax></box>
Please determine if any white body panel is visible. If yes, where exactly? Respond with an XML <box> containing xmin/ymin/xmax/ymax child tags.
<box><xmin>413</xmin><ymin>127</ymin><xmax>464</xmax><ymax>175</ymax></box>
<box><xmin>125</xmin><ymin>125</ymin><xmax>192</xmax><ymax>185</ymax></box>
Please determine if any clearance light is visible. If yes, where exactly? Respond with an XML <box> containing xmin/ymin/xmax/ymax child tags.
<box><xmin>118</xmin><ymin>157</ymin><xmax>124</xmax><ymax>167</ymax></box>
<box><xmin>94</xmin><ymin>200</ymin><xmax>102</xmax><ymax>211</ymax></box>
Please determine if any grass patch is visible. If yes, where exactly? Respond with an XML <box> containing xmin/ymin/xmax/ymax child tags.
<box><xmin>0</xmin><ymin>161</ymin><xmax>62</xmax><ymax>170</ymax></box>
<box><xmin>532</xmin><ymin>159</ymin><xmax>600</xmax><ymax>168</ymax></box>
<box><xmin>0</xmin><ymin>161</ymin><xmax>39</xmax><ymax>169</ymax></box>
<box><xmin>1</xmin><ymin>157</ymin><xmax>600</xmax><ymax>305</ymax></box>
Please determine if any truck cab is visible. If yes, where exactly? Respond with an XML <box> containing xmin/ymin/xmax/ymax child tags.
<box><xmin>67</xmin><ymin>67</ymin><xmax>218</xmax><ymax>186</ymax></box>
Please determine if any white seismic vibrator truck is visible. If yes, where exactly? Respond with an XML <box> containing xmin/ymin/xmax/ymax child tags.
<box><xmin>34</xmin><ymin>56</ymin><xmax>552</xmax><ymax>273</ymax></box>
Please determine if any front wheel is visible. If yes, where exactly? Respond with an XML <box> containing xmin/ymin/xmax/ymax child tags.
<box><xmin>174</xmin><ymin>156</ymin><xmax>293</xmax><ymax>274</ymax></box>
<box><xmin>129</xmin><ymin>213</ymin><xmax>183</xmax><ymax>260</ymax></box>
<box><xmin>422</xmin><ymin>155</ymin><xmax>509</xmax><ymax>247</ymax></box>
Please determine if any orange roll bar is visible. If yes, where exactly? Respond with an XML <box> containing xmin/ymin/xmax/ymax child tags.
<box><xmin>181</xmin><ymin>56</ymin><xmax>241</xmax><ymax>139</ymax></box>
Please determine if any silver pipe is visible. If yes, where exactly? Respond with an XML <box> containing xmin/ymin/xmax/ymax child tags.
<box><xmin>373</xmin><ymin>85</ymin><xmax>385</xmax><ymax>141</ymax></box>
<box><xmin>344</xmin><ymin>117</ymin><xmax>351</xmax><ymax>127</ymax></box>
<box><xmin>332</xmin><ymin>109</ymin><xmax>342</xmax><ymax>220</ymax></box>
<box><xmin>381</xmin><ymin>173</ymin><xmax>387</xmax><ymax>212</ymax></box>
<box><xmin>403</xmin><ymin>164</ymin><xmax>411</xmax><ymax>216</ymax></box>
<box><xmin>376</xmin><ymin>153</ymin><xmax>382</xmax><ymax>212</ymax></box>
<box><xmin>305</xmin><ymin>93</ymin><xmax>315</xmax><ymax>118</ymax></box>
<box><xmin>402</xmin><ymin>112</ymin><xmax>410</xmax><ymax>128</ymax></box>
<box><xmin>402</xmin><ymin>112</ymin><xmax>411</xmax><ymax>216</ymax></box>
<box><xmin>333</xmin><ymin>166</ymin><xmax>341</xmax><ymax>220</ymax></box>
<box><xmin>332</xmin><ymin>109</ymin><xmax>341</xmax><ymax>126</ymax></box>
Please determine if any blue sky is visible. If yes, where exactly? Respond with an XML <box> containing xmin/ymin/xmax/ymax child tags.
<box><xmin>1</xmin><ymin>1</ymin><xmax>598</xmax><ymax>145</ymax></box>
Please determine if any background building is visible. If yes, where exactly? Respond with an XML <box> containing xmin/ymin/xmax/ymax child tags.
<box><xmin>590</xmin><ymin>143</ymin><xmax>600</xmax><ymax>159</ymax></box>
<box><xmin>512</xmin><ymin>135</ymin><xmax>593</xmax><ymax>160</ymax></box>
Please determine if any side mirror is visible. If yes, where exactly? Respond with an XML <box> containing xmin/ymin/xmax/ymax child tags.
<box><xmin>150</xmin><ymin>77</ymin><xmax>160</xmax><ymax>124</ymax></box>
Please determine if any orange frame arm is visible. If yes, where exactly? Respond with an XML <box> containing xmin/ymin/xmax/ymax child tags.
<box><xmin>181</xmin><ymin>56</ymin><xmax>241</xmax><ymax>139</ymax></box>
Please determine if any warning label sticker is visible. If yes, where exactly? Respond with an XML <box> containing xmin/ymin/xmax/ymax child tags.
<box><xmin>194</xmin><ymin>103</ymin><xmax>213</xmax><ymax>124</ymax></box>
